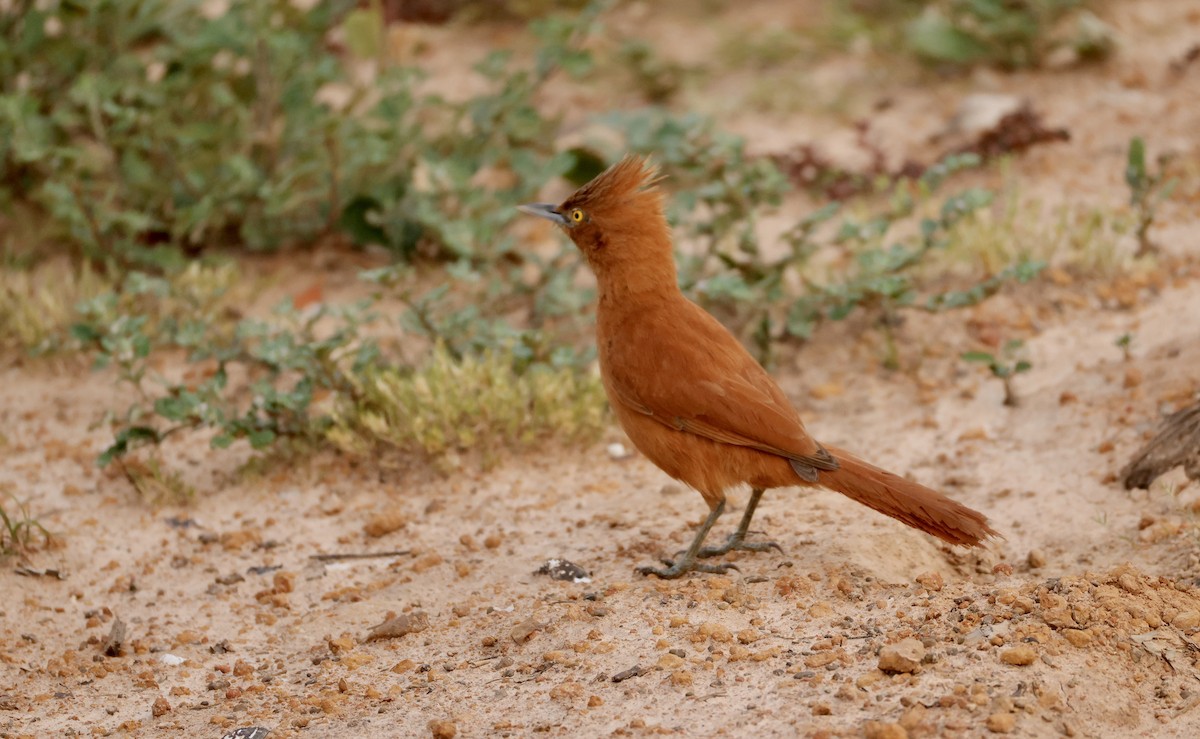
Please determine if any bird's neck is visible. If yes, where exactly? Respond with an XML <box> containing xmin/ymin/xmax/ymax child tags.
<box><xmin>592</xmin><ymin>231</ymin><xmax>681</xmax><ymax>307</ymax></box>
<box><xmin>595</xmin><ymin>259</ymin><xmax>680</xmax><ymax>306</ymax></box>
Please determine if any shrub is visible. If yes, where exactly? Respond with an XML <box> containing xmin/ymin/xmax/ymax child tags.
<box><xmin>327</xmin><ymin>344</ymin><xmax>608</xmax><ymax>467</ymax></box>
<box><xmin>905</xmin><ymin>0</ymin><xmax>1113</xmax><ymax>69</ymax></box>
<box><xmin>0</xmin><ymin>0</ymin><xmax>597</xmax><ymax>267</ymax></box>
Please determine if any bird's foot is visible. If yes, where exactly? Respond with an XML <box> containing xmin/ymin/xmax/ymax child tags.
<box><xmin>694</xmin><ymin>532</ymin><xmax>783</xmax><ymax>559</ymax></box>
<box><xmin>637</xmin><ymin>556</ymin><xmax>739</xmax><ymax>580</ymax></box>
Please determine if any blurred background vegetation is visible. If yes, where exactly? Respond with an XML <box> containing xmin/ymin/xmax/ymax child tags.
<box><xmin>2</xmin><ymin>0</ymin><xmax>1163</xmax><ymax>488</ymax></box>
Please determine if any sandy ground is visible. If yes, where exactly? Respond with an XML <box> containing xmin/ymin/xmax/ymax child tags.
<box><xmin>4</xmin><ymin>1</ymin><xmax>1200</xmax><ymax>737</ymax></box>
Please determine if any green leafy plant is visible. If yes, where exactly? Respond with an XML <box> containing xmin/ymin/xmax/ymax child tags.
<box><xmin>628</xmin><ymin>142</ymin><xmax>1039</xmax><ymax>366</ymax></box>
<box><xmin>905</xmin><ymin>0</ymin><xmax>1112</xmax><ymax>69</ymax></box>
<box><xmin>327</xmin><ymin>343</ymin><xmax>608</xmax><ymax>469</ymax></box>
<box><xmin>3</xmin><ymin>0</ymin><xmax>621</xmax><ymax>474</ymax></box>
<box><xmin>2</xmin><ymin>0</ymin><xmax>365</xmax><ymax>266</ymax></box>
<box><xmin>936</xmin><ymin>173</ymin><xmax>1137</xmax><ymax>276</ymax></box>
<box><xmin>962</xmin><ymin>338</ymin><xmax>1032</xmax><ymax>406</ymax></box>
<box><xmin>339</xmin><ymin>2</ymin><xmax>611</xmax><ymax>262</ymax></box>
<box><xmin>0</xmin><ymin>492</ymin><xmax>54</xmax><ymax>557</ymax></box>
<box><xmin>1115</xmin><ymin>332</ymin><xmax>1133</xmax><ymax>361</ymax></box>
<box><xmin>0</xmin><ymin>0</ymin><xmax>608</xmax><ymax>269</ymax></box>
<box><xmin>79</xmin><ymin>263</ymin><xmax>610</xmax><ymax>472</ymax></box>
<box><xmin>1125</xmin><ymin>137</ymin><xmax>1177</xmax><ymax>256</ymax></box>
<box><xmin>783</xmin><ymin>183</ymin><xmax>1044</xmax><ymax>369</ymax></box>
<box><xmin>69</xmin><ymin>267</ymin><xmax>380</xmax><ymax>466</ymax></box>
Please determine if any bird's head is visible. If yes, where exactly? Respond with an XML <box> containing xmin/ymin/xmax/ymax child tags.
<box><xmin>518</xmin><ymin>155</ymin><xmax>669</xmax><ymax>274</ymax></box>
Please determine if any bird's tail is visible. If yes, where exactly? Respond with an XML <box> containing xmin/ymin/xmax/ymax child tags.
<box><xmin>817</xmin><ymin>445</ymin><xmax>998</xmax><ymax>547</ymax></box>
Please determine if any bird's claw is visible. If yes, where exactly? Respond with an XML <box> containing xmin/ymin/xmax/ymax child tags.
<box><xmin>638</xmin><ymin>558</ymin><xmax>739</xmax><ymax>579</ymax></box>
<box><xmin>694</xmin><ymin>532</ymin><xmax>784</xmax><ymax>559</ymax></box>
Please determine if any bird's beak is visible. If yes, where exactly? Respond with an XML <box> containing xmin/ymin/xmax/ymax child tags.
<box><xmin>517</xmin><ymin>202</ymin><xmax>569</xmax><ymax>226</ymax></box>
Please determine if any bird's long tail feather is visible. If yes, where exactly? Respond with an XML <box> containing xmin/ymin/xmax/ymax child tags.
<box><xmin>818</xmin><ymin>445</ymin><xmax>998</xmax><ymax>547</ymax></box>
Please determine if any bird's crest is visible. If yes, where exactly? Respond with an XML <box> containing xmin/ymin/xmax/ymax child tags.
<box><xmin>564</xmin><ymin>155</ymin><xmax>664</xmax><ymax>213</ymax></box>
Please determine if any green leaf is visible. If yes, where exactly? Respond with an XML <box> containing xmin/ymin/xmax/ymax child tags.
<box><xmin>342</xmin><ymin>8</ymin><xmax>383</xmax><ymax>60</ymax></box>
<box><xmin>132</xmin><ymin>333</ymin><xmax>152</xmax><ymax>358</ymax></box>
<box><xmin>699</xmin><ymin>273</ymin><xmax>756</xmax><ymax>302</ymax></box>
<box><xmin>248</xmin><ymin>429</ymin><xmax>277</xmax><ymax>449</ymax></box>
<box><xmin>96</xmin><ymin>426</ymin><xmax>161</xmax><ymax>467</ymax></box>
<box><xmin>557</xmin><ymin>50</ymin><xmax>594</xmax><ymax>79</ymax></box>
<box><xmin>1125</xmin><ymin>136</ymin><xmax>1147</xmax><ymax>195</ymax></box>
<box><xmin>907</xmin><ymin>12</ymin><xmax>989</xmax><ymax>65</ymax></box>
<box><xmin>154</xmin><ymin>394</ymin><xmax>195</xmax><ymax>422</ymax></box>
<box><xmin>828</xmin><ymin>299</ymin><xmax>859</xmax><ymax>321</ymax></box>
<box><xmin>563</xmin><ymin>147</ymin><xmax>609</xmax><ymax>187</ymax></box>
<box><xmin>339</xmin><ymin>195</ymin><xmax>388</xmax><ymax>247</ymax></box>
<box><xmin>70</xmin><ymin>323</ymin><xmax>101</xmax><ymax>343</ymax></box>
<box><xmin>96</xmin><ymin>445</ymin><xmax>121</xmax><ymax>468</ymax></box>
<box><xmin>961</xmin><ymin>351</ymin><xmax>997</xmax><ymax>364</ymax></box>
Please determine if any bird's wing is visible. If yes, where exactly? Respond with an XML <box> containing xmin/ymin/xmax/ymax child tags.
<box><xmin>605</xmin><ymin>302</ymin><xmax>838</xmax><ymax>473</ymax></box>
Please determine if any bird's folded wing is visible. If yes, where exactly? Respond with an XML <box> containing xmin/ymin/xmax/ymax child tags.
<box><xmin>608</xmin><ymin>361</ymin><xmax>838</xmax><ymax>472</ymax></box>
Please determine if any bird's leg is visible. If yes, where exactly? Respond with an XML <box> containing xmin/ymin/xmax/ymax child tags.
<box><xmin>638</xmin><ymin>500</ymin><xmax>738</xmax><ymax>579</ymax></box>
<box><xmin>695</xmin><ymin>488</ymin><xmax>783</xmax><ymax>558</ymax></box>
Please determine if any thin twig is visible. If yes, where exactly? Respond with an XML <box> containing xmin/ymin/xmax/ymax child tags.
<box><xmin>310</xmin><ymin>550</ymin><xmax>412</xmax><ymax>562</ymax></box>
<box><xmin>325</xmin><ymin>129</ymin><xmax>340</xmax><ymax>235</ymax></box>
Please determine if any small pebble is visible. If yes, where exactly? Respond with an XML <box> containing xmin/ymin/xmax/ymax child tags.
<box><xmin>1028</xmin><ymin>549</ymin><xmax>1047</xmax><ymax>569</ymax></box>
<box><xmin>915</xmin><ymin>571</ymin><xmax>944</xmax><ymax>591</ymax></box>
<box><xmin>365</xmin><ymin>611</ymin><xmax>429</xmax><ymax>642</ymax></box>
<box><xmin>363</xmin><ymin>509</ymin><xmax>407</xmax><ymax>538</ymax></box>
<box><xmin>1172</xmin><ymin>611</ymin><xmax>1200</xmax><ymax>630</ymax></box>
<box><xmin>549</xmin><ymin>680</ymin><xmax>584</xmax><ymax>702</ymax></box>
<box><xmin>863</xmin><ymin>720</ymin><xmax>909</xmax><ymax>739</ymax></box>
<box><xmin>1000</xmin><ymin>646</ymin><xmax>1037</xmax><ymax>666</ymax></box>
<box><xmin>987</xmin><ymin>712</ymin><xmax>1016</xmax><ymax>733</ymax></box>
<box><xmin>428</xmin><ymin>719</ymin><xmax>456</xmax><ymax>738</ymax></box>
<box><xmin>1118</xmin><ymin>573</ymin><xmax>1141</xmax><ymax>593</ymax></box>
<box><xmin>878</xmin><ymin>638</ymin><xmax>925</xmax><ymax>674</ymax></box>
<box><xmin>510</xmin><ymin>616</ymin><xmax>549</xmax><ymax>644</ymax></box>
<box><xmin>612</xmin><ymin>665</ymin><xmax>642</xmax><ymax>683</ymax></box>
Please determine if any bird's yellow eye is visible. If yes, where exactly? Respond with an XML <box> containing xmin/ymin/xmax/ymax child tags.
<box><xmin>569</xmin><ymin>209</ymin><xmax>585</xmax><ymax>223</ymax></box>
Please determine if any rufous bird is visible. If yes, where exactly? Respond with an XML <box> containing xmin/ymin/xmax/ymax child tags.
<box><xmin>519</xmin><ymin>156</ymin><xmax>997</xmax><ymax>578</ymax></box>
